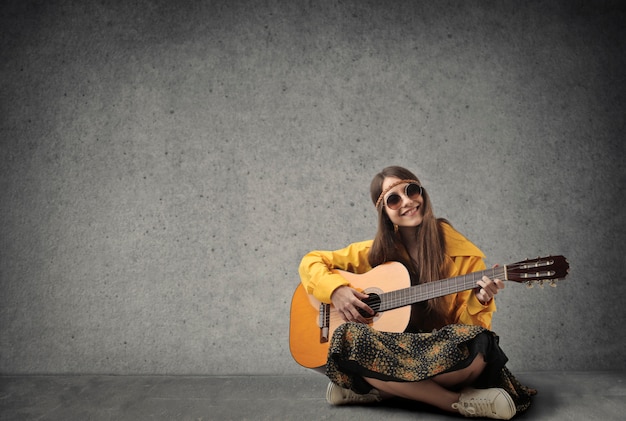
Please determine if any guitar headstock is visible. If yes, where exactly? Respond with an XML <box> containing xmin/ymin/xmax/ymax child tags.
<box><xmin>506</xmin><ymin>255</ymin><xmax>570</xmax><ymax>288</ymax></box>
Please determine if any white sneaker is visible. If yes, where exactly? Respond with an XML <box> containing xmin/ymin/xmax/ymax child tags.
<box><xmin>325</xmin><ymin>382</ymin><xmax>382</xmax><ymax>405</ymax></box>
<box><xmin>452</xmin><ymin>388</ymin><xmax>516</xmax><ymax>420</ymax></box>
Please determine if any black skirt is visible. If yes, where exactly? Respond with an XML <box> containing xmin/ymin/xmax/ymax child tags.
<box><xmin>326</xmin><ymin>323</ymin><xmax>535</xmax><ymax>413</ymax></box>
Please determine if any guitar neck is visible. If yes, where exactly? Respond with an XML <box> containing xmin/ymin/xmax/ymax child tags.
<box><xmin>378</xmin><ymin>266</ymin><xmax>507</xmax><ymax>312</ymax></box>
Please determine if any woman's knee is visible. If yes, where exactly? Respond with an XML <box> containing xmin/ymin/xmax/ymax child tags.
<box><xmin>470</xmin><ymin>353</ymin><xmax>487</xmax><ymax>371</ymax></box>
<box><xmin>464</xmin><ymin>353</ymin><xmax>487</xmax><ymax>383</ymax></box>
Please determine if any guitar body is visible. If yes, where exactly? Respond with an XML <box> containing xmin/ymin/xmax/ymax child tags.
<box><xmin>289</xmin><ymin>262</ymin><xmax>412</xmax><ymax>369</ymax></box>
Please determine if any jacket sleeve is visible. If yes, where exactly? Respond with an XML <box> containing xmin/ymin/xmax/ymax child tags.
<box><xmin>448</xmin><ymin>255</ymin><xmax>497</xmax><ymax>329</ymax></box>
<box><xmin>298</xmin><ymin>240</ymin><xmax>373</xmax><ymax>304</ymax></box>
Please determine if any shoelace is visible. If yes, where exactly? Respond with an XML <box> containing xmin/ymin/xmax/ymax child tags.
<box><xmin>453</xmin><ymin>400</ymin><xmax>496</xmax><ymax>417</ymax></box>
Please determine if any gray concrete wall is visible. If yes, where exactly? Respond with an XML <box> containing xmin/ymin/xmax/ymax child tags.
<box><xmin>1</xmin><ymin>0</ymin><xmax>624</xmax><ymax>375</ymax></box>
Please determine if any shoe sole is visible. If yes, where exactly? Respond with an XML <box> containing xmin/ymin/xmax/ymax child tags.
<box><xmin>325</xmin><ymin>382</ymin><xmax>336</xmax><ymax>405</ymax></box>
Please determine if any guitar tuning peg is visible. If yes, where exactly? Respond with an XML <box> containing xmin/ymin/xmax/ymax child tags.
<box><xmin>538</xmin><ymin>280</ymin><xmax>545</xmax><ymax>289</ymax></box>
<box><xmin>549</xmin><ymin>280</ymin><xmax>557</xmax><ymax>288</ymax></box>
<box><xmin>526</xmin><ymin>282</ymin><xmax>534</xmax><ymax>289</ymax></box>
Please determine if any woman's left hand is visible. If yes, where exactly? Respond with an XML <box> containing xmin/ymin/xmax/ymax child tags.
<box><xmin>475</xmin><ymin>266</ymin><xmax>505</xmax><ymax>305</ymax></box>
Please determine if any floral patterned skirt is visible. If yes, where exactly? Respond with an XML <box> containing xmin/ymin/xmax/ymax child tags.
<box><xmin>326</xmin><ymin>323</ymin><xmax>535</xmax><ymax>413</ymax></box>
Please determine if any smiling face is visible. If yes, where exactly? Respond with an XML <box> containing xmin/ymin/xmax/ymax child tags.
<box><xmin>381</xmin><ymin>176</ymin><xmax>425</xmax><ymax>229</ymax></box>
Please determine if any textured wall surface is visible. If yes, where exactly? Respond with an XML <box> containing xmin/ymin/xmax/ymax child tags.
<box><xmin>1</xmin><ymin>0</ymin><xmax>624</xmax><ymax>375</ymax></box>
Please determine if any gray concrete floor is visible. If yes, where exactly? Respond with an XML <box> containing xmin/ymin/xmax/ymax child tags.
<box><xmin>1</xmin><ymin>371</ymin><xmax>624</xmax><ymax>420</ymax></box>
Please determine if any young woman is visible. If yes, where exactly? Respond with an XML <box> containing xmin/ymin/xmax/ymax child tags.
<box><xmin>298</xmin><ymin>166</ymin><xmax>534</xmax><ymax>419</ymax></box>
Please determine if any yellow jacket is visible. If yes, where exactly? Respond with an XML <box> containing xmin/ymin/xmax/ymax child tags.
<box><xmin>298</xmin><ymin>223</ymin><xmax>497</xmax><ymax>329</ymax></box>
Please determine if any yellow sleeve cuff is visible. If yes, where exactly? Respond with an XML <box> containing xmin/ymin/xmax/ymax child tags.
<box><xmin>311</xmin><ymin>273</ymin><xmax>350</xmax><ymax>303</ymax></box>
<box><xmin>467</xmin><ymin>292</ymin><xmax>496</xmax><ymax>314</ymax></box>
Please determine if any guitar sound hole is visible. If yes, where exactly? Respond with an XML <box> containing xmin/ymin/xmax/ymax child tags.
<box><xmin>358</xmin><ymin>293</ymin><xmax>381</xmax><ymax>317</ymax></box>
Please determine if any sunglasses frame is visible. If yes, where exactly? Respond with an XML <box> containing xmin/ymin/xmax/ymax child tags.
<box><xmin>384</xmin><ymin>182</ymin><xmax>423</xmax><ymax>210</ymax></box>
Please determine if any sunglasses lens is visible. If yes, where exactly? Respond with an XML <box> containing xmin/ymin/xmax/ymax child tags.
<box><xmin>386</xmin><ymin>194</ymin><xmax>402</xmax><ymax>210</ymax></box>
<box><xmin>406</xmin><ymin>183</ymin><xmax>422</xmax><ymax>199</ymax></box>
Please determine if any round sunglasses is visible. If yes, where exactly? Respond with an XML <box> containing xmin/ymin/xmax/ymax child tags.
<box><xmin>384</xmin><ymin>183</ymin><xmax>423</xmax><ymax>210</ymax></box>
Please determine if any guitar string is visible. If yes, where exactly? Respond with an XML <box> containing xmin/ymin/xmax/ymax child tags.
<box><xmin>323</xmin><ymin>259</ymin><xmax>564</xmax><ymax>326</ymax></box>
<box><xmin>381</xmin><ymin>266</ymin><xmax>507</xmax><ymax>311</ymax></box>
<box><xmin>380</xmin><ymin>259</ymin><xmax>562</xmax><ymax>310</ymax></box>
<box><xmin>324</xmin><ymin>266</ymin><xmax>507</xmax><ymax>326</ymax></box>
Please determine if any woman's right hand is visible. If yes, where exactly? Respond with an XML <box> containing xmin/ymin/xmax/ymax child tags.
<box><xmin>331</xmin><ymin>285</ymin><xmax>375</xmax><ymax>323</ymax></box>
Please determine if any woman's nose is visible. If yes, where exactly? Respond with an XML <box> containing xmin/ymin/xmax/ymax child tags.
<box><xmin>400</xmin><ymin>194</ymin><xmax>413</xmax><ymax>206</ymax></box>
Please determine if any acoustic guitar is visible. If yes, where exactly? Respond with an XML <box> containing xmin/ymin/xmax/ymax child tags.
<box><xmin>289</xmin><ymin>256</ymin><xmax>569</xmax><ymax>369</ymax></box>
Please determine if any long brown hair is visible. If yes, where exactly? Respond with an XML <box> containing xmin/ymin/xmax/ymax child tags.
<box><xmin>368</xmin><ymin>166</ymin><xmax>452</xmax><ymax>326</ymax></box>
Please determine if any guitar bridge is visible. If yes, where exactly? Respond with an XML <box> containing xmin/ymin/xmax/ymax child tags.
<box><xmin>319</xmin><ymin>303</ymin><xmax>330</xmax><ymax>343</ymax></box>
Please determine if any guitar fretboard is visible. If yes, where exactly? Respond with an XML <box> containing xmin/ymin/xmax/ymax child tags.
<box><xmin>378</xmin><ymin>266</ymin><xmax>507</xmax><ymax>312</ymax></box>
